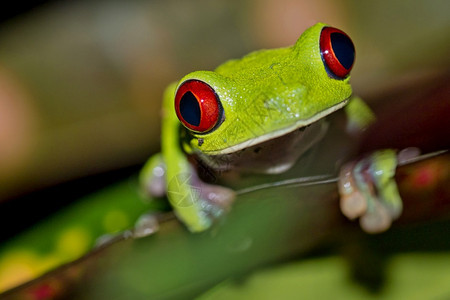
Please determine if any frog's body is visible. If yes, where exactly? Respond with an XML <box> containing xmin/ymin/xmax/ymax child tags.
<box><xmin>140</xmin><ymin>23</ymin><xmax>402</xmax><ymax>233</ymax></box>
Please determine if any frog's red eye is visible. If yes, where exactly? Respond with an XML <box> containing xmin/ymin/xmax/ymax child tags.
<box><xmin>175</xmin><ymin>80</ymin><xmax>223</xmax><ymax>134</ymax></box>
<box><xmin>320</xmin><ymin>27</ymin><xmax>355</xmax><ymax>79</ymax></box>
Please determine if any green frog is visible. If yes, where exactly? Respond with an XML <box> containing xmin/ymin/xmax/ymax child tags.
<box><xmin>140</xmin><ymin>23</ymin><xmax>402</xmax><ymax>233</ymax></box>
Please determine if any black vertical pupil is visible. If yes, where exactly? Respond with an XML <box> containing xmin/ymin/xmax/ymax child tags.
<box><xmin>180</xmin><ymin>91</ymin><xmax>201</xmax><ymax>126</ymax></box>
<box><xmin>330</xmin><ymin>32</ymin><xmax>355</xmax><ymax>70</ymax></box>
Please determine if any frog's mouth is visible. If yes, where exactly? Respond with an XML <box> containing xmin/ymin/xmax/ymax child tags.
<box><xmin>211</xmin><ymin>98</ymin><xmax>349</xmax><ymax>155</ymax></box>
<box><xmin>196</xmin><ymin>117</ymin><xmax>329</xmax><ymax>174</ymax></box>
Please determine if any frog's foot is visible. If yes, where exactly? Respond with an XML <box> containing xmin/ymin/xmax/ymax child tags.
<box><xmin>338</xmin><ymin>149</ymin><xmax>417</xmax><ymax>233</ymax></box>
<box><xmin>167</xmin><ymin>168</ymin><xmax>236</xmax><ymax>232</ymax></box>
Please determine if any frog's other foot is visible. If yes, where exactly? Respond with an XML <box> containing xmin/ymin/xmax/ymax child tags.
<box><xmin>167</xmin><ymin>169</ymin><xmax>236</xmax><ymax>232</ymax></box>
<box><xmin>338</xmin><ymin>150</ymin><xmax>405</xmax><ymax>233</ymax></box>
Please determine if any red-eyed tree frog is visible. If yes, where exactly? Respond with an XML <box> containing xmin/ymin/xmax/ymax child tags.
<box><xmin>140</xmin><ymin>23</ymin><xmax>403</xmax><ymax>234</ymax></box>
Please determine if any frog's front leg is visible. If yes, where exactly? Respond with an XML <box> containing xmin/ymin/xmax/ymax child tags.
<box><xmin>339</xmin><ymin>148</ymin><xmax>423</xmax><ymax>233</ymax></box>
<box><xmin>339</xmin><ymin>97</ymin><xmax>419</xmax><ymax>233</ymax></box>
<box><xmin>140</xmin><ymin>153</ymin><xmax>236</xmax><ymax>232</ymax></box>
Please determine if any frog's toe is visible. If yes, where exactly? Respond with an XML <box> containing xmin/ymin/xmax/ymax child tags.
<box><xmin>339</xmin><ymin>163</ymin><xmax>368</xmax><ymax>219</ymax></box>
<box><xmin>359</xmin><ymin>201</ymin><xmax>392</xmax><ymax>233</ymax></box>
<box><xmin>340</xmin><ymin>192</ymin><xmax>367</xmax><ymax>220</ymax></box>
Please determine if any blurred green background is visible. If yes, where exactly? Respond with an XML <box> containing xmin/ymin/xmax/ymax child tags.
<box><xmin>0</xmin><ymin>0</ymin><xmax>449</xmax><ymax>298</ymax></box>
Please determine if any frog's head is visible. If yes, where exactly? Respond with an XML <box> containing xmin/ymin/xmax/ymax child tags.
<box><xmin>173</xmin><ymin>23</ymin><xmax>355</xmax><ymax>157</ymax></box>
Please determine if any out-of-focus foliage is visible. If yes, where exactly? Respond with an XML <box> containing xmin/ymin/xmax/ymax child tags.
<box><xmin>200</xmin><ymin>253</ymin><xmax>450</xmax><ymax>300</ymax></box>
